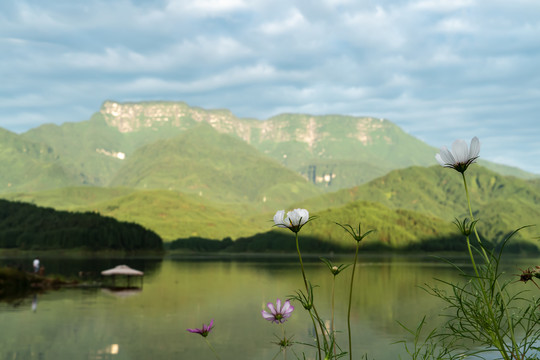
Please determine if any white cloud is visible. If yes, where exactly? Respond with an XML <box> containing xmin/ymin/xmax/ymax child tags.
<box><xmin>1</xmin><ymin>0</ymin><xmax>539</xmax><ymax>173</ymax></box>
<box><xmin>165</xmin><ymin>0</ymin><xmax>249</xmax><ymax>16</ymax></box>
<box><xmin>342</xmin><ymin>6</ymin><xmax>407</xmax><ymax>49</ymax></box>
<box><xmin>435</xmin><ymin>17</ymin><xmax>475</xmax><ymax>33</ymax></box>
<box><xmin>60</xmin><ymin>36</ymin><xmax>253</xmax><ymax>72</ymax></box>
<box><xmin>259</xmin><ymin>8</ymin><xmax>307</xmax><ymax>35</ymax></box>
<box><xmin>411</xmin><ymin>0</ymin><xmax>475</xmax><ymax>12</ymax></box>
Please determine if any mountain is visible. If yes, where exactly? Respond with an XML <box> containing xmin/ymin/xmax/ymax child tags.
<box><xmin>294</xmin><ymin>165</ymin><xmax>540</xmax><ymax>245</ymax></box>
<box><xmin>21</xmin><ymin>113</ymin><xmax>128</xmax><ymax>187</ymax></box>
<box><xmin>108</xmin><ymin>123</ymin><xmax>322</xmax><ymax>205</ymax></box>
<box><xmin>0</xmin><ymin>199</ymin><xmax>163</xmax><ymax>251</ymax></box>
<box><xmin>0</xmin><ymin>100</ymin><xmax>538</xmax><ymax>249</ymax></box>
<box><xmin>1</xmin><ymin>187</ymin><xmax>270</xmax><ymax>241</ymax></box>
<box><xmin>14</xmin><ymin>100</ymin><xmax>536</xmax><ymax>195</ymax></box>
<box><xmin>96</xmin><ymin>101</ymin><xmax>440</xmax><ymax>189</ymax></box>
<box><xmin>0</xmin><ymin>128</ymin><xmax>79</xmax><ymax>193</ymax></box>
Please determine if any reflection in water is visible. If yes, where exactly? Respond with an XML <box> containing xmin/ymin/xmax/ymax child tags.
<box><xmin>101</xmin><ymin>288</ymin><xmax>142</xmax><ymax>299</ymax></box>
<box><xmin>32</xmin><ymin>294</ymin><xmax>37</xmax><ymax>312</ymax></box>
<box><xmin>0</xmin><ymin>256</ymin><xmax>536</xmax><ymax>360</ymax></box>
<box><xmin>90</xmin><ymin>343</ymin><xmax>120</xmax><ymax>359</ymax></box>
<box><xmin>0</xmin><ymin>257</ymin><xmax>164</xmax><ymax>281</ymax></box>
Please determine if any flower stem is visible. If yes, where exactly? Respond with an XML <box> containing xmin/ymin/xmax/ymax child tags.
<box><xmin>295</xmin><ymin>232</ymin><xmax>323</xmax><ymax>360</ymax></box>
<box><xmin>204</xmin><ymin>338</ymin><xmax>221</xmax><ymax>360</ymax></box>
<box><xmin>331</xmin><ymin>275</ymin><xmax>336</xmax><ymax>359</ymax></box>
<box><xmin>347</xmin><ymin>239</ymin><xmax>360</xmax><ymax>360</ymax></box>
<box><xmin>461</xmin><ymin>172</ymin><xmax>514</xmax><ymax>359</ymax></box>
<box><xmin>281</xmin><ymin>323</ymin><xmax>287</xmax><ymax>360</ymax></box>
<box><xmin>461</xmin><ymin>173</ymin><xmax>489</xmax><ymax>262</ymax></box>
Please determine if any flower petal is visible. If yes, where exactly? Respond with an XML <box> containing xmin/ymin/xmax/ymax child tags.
<box><xmin>452</xmin><ymin>139</ymin><xmax>469</xmax><ymax>163</ymax></box>
<box><xmin>281</xmin><ymin>300</ymin><xmax>294</xmax><ymax>316</ymax></box>
<box><xmin>438</xmin><ymin>146</ymin><xmax>455</xmax><ymax>165</ymax></box>
<box><xmin>267</xmin><ymin>302</ymin><xmax>276</xmax><ymax>315</ymax></box>
<box><xmin>262</xmin><ymin>310</ymin><xmax>274</xmax><ymax>321</ymax></box>
<box><xmin>296</xmin><ymin>209</ymin><xmax>309</xmax><ymax>226</ymax></box>
<box><xmin>273</xmin><ymin>210</ymin><xmax>287</xmax><ymax>228</ymax></box>
<box><xmin>468</xmin><ymin>136</ymin><xmax>480</xmax><ymax>160</ymax></box>
<box><xmin>435</xmin><ymin>153</ymin><xmax>445</xmax><ymax>166</ymax></box>
<box><xmin>287</xmin><ymin>209</ymin><xmax>308</xmax><ymax>227</ymax></box>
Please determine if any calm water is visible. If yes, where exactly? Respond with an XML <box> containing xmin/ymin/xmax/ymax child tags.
<box><xmin>0</xmin><ymin>254</ymin><xmax>536</xmax><ymax>360</ymax></box>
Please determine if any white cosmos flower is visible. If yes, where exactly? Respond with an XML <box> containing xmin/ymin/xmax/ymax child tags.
<box><xmin>273</xmin><ymin>208</ymin><xmax>310</xmax><ymax>233</ymax></box>
<box><xmin>435</xmin><ymin>136</ymin><xmax>480</xmax><ymax>173</ymax></box>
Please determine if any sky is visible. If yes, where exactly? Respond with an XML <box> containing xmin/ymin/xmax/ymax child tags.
<box><xmin>1</xmin><ymin>0</ymin><xmax>539</xmax><ymax>174</ymax></box>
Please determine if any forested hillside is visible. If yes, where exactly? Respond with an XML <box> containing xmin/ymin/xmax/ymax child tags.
<box><xmin>0</xmin><ymin>199</ymin><xmax>163</xmax><ymax>251</ymax></box>
<box><xmin>0</xmin><ymin>100</ymin><xmax>537</xmax><ymax>252</ymax></box>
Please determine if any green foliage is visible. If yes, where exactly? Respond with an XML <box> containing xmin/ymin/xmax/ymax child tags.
<box><xmin>108</xmin><ymin>124</ymin><xmax>322</xmax><ymax>204</ymax></box>
<box><xmin>0</xmin><ymin>128</ymin><xmax>80</xmax><ymax>193</ymax></box>
<box><xmin>296</xmin><ymin>165</ymin><xmax>540</xmax><ymax>250</ymax></box>
<box><xmin>168</xmin><ymin>230</ymin><xmax>345</xmax><ymax>253</ymax></box>
<box><xmin>0</xmin><ymin>199</ymin><xmax>163</xmax><ymax>251</ymax></box>
<box><xmin>8</xmin><ymin>100</ymin><xmax>535</xmax><ymax>196</ymax></box>
<box><xmin>22</xmin><ymin>113</ymin><xmax>128</xmax><ymax>186</ymax></box>
<box><xmin>0</xmin><ymin>101</ymin><xmax>538</xmax><ymax>251</ymax></box>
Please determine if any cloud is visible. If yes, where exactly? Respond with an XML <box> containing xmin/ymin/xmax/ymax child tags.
<box><xmin>1</xmin><ymin>0</ymin><xmax>539</xmax><ymax>173</ymax></box>
<box><xmin>165</xmin><ymin>0</ymin><xmax>249</xmax><ymax>16</ymax></box>
<box><xmin>259</xmin><ymin>8</ymin><xmax>307</xmax><ymax>35</ymax></box>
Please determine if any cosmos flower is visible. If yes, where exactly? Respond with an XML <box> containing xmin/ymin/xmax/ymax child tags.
<box><xmin>262</xmin><ymin>299</ymin><xmax>294</xmax><ymax>324</ymax></box>
<box><xmin>435</xmin><ymin>136</ymin><xmax>480</xmax><ymax>173</ymax></box>
<box><xmin>187</xmin><ymin>319</ymin><xmax>214</xmax><ymax>337</ymax></box>
<box><xmin>273</xmin><ymin>208</ymin><xmax>310</xmax><ymax>233</ymax></box>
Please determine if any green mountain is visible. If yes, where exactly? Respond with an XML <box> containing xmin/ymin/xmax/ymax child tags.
<box><xmin>0</xmin><ymin>128</ymin><xmax>79</xmax><ymax>193</ymax></box>
<box><xmin>108</xmin><ymin>123</ymin><xmax>322</xmax><ymax>205</ymax></box>
<box><xmin>0</xmin><ymin>199</ymin><xmax>162</xmax><ymax>251</ymax></box>
<box><xmin>295</xmin><ymin>165</ymin><xmax>540</xmax><ymax>246</ymax></box>
<box><xmin>1</xmin><ymin>187</ymin><xmax>269</xmax><ymax>241</ymax></box>
<box><xmin>21</xmin><ymin>113</ymin><xmax>128</xmax><ymax>186</ymax></box>
<box><xmin>12</xmin><ymin>100</ymin><xmax>537</xmax><ymax>195</ymax></box>
<box><xmin>0</xmin><ymin>100</ymin><xmax>537</xmax><ymax>250</ymax></box>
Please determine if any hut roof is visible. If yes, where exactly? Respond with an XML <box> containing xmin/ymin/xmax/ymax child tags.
<box><xmin>101</xmin><ymin>265</ymin><xmax>144</xmax><ymax>276</ymax></box>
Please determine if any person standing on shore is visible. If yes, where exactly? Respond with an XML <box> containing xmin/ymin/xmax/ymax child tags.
<box><xmin>33</xmin><ymin>257</ymin><xmax>40</xmax><ymax>273</ymax></box>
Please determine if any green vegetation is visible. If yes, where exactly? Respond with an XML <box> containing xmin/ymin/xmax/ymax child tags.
<box><xmin>5</xmin><ymin>100</ymin><xmax>532</xmax><ymax>195</ymax></box>
<box><xmin>108</xmin><ymin>124</ymin><xmax>322</xmax><ymax>204</ymax></box>
<box><xmin>0</xmin><ymin>101</ymin><xmax>537</xmax><ymax>253</ymax></box>
<box><xmin>1</xmin><ymin>163</ymin><xmax>537</xmax><ymax>252</ymax></box>
<box><xmin>295</xmin><ymin>165</ymin><xmax>540</xmax><ymax>248</ymax></box>
<box><xmin>0</xmin><ymin>128</ymin><xmax>80</xmax><ymax>193</ymax></box>
<box><xmin>0</xmin><ymin>199</ymin><xmax>163</xmax><ymax>251</ymax></box>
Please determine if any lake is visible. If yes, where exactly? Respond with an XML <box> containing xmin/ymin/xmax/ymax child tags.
<box><xmin>0</xmin><ymin>254</ymin><xmax>537</xmax><ymax>360</ymax></box>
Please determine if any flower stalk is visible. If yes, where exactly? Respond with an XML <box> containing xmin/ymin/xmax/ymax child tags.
<box><xmin>434</xmin><ymin>136</ymin><xmax>523</xmax><ymax>359</ymax></box>
<box><xmin>336</xmin><ymin>222</ymin><xmax>374</xmax><ymax>360</ymax></box>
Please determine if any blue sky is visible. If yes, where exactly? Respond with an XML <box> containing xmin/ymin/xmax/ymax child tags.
<box><xmin>1</xmin><ymin>0</ymin><xmax>539</xmax><ymax>174</ymax></box>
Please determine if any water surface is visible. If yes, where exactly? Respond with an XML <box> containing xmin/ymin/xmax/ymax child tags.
<box><xmin>0</xmin><ymin>254</ymin><xmax>535</xmax><ymax>360</ymax></box>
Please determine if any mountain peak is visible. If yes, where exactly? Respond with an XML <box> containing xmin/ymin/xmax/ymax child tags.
<box><xmin>100</xmin><ymin>100</ymin><xmax>238</xmax><ymax>134</ymax></box>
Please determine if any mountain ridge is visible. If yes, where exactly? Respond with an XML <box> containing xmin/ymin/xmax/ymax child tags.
<box><xmin>0</xmin><ymin>100</ymin><xmax>537</xmax><ymax>249</ymax></box>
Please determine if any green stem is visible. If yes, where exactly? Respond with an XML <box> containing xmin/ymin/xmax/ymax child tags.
<box><xmin>204</xmin><ymin>338</ymin><xmax>221</xmax><ymax>360</ymax></box>
<box><xmin>295</xmin><ymin>232</ymin><xmax>323</xmax><ymax>360</ymax></box>
<box><xmin>331</xmin><ymin>275</ymin><xmax>336</xmax><ymax>359</ymax></box>
<box><xmin>347</xmin><ymin>240</ymin><xmax>360</xmax><ymax>360</ymax></box>
<box><xmin>462</xmin><ymin>173</ymin><xmax>489</xmax><ymax>262</ymax></box>
<box><xmin>281</xmin><ymin>323</ymin><xmax>287</xmax><ymax>360</ymax></box>
<box><xmin>461</xmin><ymin>173</ymin><xmax>514</xmax><ymax>359</ymax></box>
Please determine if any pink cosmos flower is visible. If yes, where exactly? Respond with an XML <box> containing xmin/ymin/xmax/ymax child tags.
<box><xmin>187</xmin><ymin>319</ymin><xmax>214</xmax><ymax>337</ymax></box>
<box><xmin>262</xmin><ymin>299</ymin><xmax>294</xmax><ymax>324</ymax></box>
